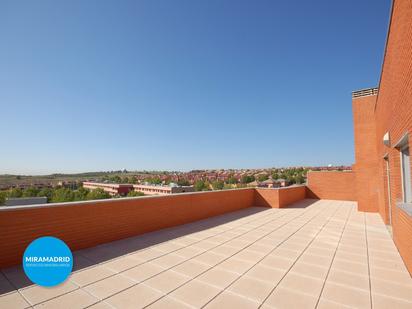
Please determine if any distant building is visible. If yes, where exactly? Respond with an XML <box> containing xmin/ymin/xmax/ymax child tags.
<box><xmin>82</xmin><ymin>182</ymin><xmax>133</xmax><ymax>196</ymax></box>
<box><xmin>257</xmin><ymin>179</ymin><xmax>281</xmax><ymax>188</ymax></box>
<box><xmin>246</xmin><ymin>181</ymin><xmax>259</xmax><ymax>187</ymax></box>
<box><xmin>4</xmin><ymin>197</ymin><xmax>47</xmax><ymax>207</ymax></box>
<box><xmin>57</xmin><ymin>181</ymin><xmax>78</xmax><ymax>188</ymax></box>
<box><xmin>275</xmin><ymin>178</ymin><xmax>289</xmax><ymax>187</ymax></box>
<box><xmin>133</xmin><ymin>184</ymin><xmax>194</xmax><ymax>195</ymax></box>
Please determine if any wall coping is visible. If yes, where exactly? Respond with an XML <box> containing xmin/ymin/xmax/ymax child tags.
<box><xmin>0</xmin><ymin>185</ymin><xmax>307</xmax><ymax>212</ymax></box>
<box><xmin>0</xmin><ymin>187</ymin><xmax>255</xmax><ymax>212</ymax></box>
<box><xmin>256</xmin><ymin>185</ymin><xmax>306</xmax><ymax>190</ymax></box>
<box><xmin>307</xmin><ymin>170</ymin><xmax>354</xmax><ymax>173</ymax></box>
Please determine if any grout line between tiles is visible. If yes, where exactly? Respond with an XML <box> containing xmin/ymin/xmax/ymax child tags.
<box><xmin>313</xmin><ymin>202</ymin><xmax>355</xmax><ymax>309</ymax></box>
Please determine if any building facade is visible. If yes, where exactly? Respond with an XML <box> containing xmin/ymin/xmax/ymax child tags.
<box><xmin>133</xmin><ymin>184</ymin><xmax>195</xmax><ymax>195</ymax></box>
<box><xmin>82</xmin><ymin>182</ymin><xmax>133</xmax><ymax>196</ymax></box>
<box><xmin>351</xmin><ymin>0</ymin><xmax>412</xmax><ymax>273</ymax></box>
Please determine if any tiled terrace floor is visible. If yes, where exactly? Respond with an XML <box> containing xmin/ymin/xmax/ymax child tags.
<box><xmin>1</xmin><ymin>199</ymin><xmax>412</xmax><ymax>309</ymax></box>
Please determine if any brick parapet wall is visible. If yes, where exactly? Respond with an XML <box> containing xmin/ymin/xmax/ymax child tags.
<box><xmin>306</xmin><ymin>171</ymin><xmax>357</xmax><ymax>201</ymax></box>
<box><xmin>0</xmin><ymin>186</ymin><xmax>309</xmax><ymax>268</ymax></box>
<box><xmin>254</xmin><ymin>186</ymin><xmax>307</xmax><ymax>208</ymax></box>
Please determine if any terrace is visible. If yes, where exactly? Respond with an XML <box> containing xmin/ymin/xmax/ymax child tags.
<box><xmin>0</xmin><ymin>188</ymin><xmax>411</xmax><ymax>308</ymax></box>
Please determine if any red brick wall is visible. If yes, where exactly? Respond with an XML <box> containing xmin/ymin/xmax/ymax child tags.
<box><xmin>254</xmin><ymin>188</ymin><xmax>279</xmax><ymax>208</ymax></box>
<box><xmin>306</xmin><ymin>171</ymin><xmax>356</xmax><ymax>201</ymax></box>
<box><xmin>0</xmin><ymin>186</ymin><xmax>312</xmax><ymax>268</ymax></box>
<box><xmin>352</xmin><ymin>94</ymin><xmax>380</xmax><ymax>212</ymax></box>
<box><xmin>393</xmin><ymin>207</ymin><xmax>412</xmax><ymax>275</ymax></box>
<box><xmin>371</xmin><ymin>0</ymin><xmax>412</xmax><ymax>274</ymax></box>
<box><xmin>254</xmin><ymin>186</ymin><xmax>306</xmax><ymax>208</ymax></box>
<box><xmin>0</xmin><ymin>189</ymin><xmax>255</xmax><ymax>268</ymax></box>
<box><xmin>278</xmin><ymin>186</ymin><xmax>307</xmax><ymax>207</ymax></box>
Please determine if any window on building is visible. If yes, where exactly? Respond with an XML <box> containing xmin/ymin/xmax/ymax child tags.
<box><xmin>400</xmin><ymin>143</ymin><xmax>411</xmax><ymax>203</ymax></box>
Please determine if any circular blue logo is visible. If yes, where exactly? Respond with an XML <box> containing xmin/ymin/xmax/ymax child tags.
<box><xmin>23</xmin><ymin>236</ymin><xmax>73</xmax><ymax>287</ymax></box>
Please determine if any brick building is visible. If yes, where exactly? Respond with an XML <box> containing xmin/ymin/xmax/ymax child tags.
<box><xmin>82</xmin><ymin>182</ymin><xmax>134</xmax><ymax>196</ymax></box>
<box><xmin>308</xmin><ymin>0</ymin><xmax>412</xmax><ymax>273</ymax></box>
<box><xmin>133</xmin><ymin>184</ymin><xmax>195</xmax><ymax>195</ymax></box>
<box><xmin>352</xmin><ymin>0</ymin><xmax>412</xmax><ymax>273</ymax></box>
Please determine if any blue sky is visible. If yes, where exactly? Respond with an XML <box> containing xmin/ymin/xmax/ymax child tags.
<box><xmin>0</xmin><ymin>0</ymin><xmax>391</xmax><ymax>174</ymax></box>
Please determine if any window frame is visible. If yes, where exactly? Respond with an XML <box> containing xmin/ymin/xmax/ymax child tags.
<box><xmin>400</xmin><ymin>143</ymin><xmax>411</xmax><ymax>203</ymax></box>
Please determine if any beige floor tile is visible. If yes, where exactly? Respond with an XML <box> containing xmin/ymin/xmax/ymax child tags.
<box><xmin>321</xmin><ymin>281</ymin><xmax>371</xmax><ymax>308</ymax></box>
<box><xmin>208</xmin><ymin>234</ymin><xmax>233</xmax><ymax>243</ymax></box>
<box><xmin>369</xmin><ymin>256</ymin><xmax>409</xmax><ymax>272</ymax></box>
<box><xmin>331</xmin><ymin>259</ymin><xmax>369</xmax><ymax>276</ymax></box>
<box><xmin>228</xmin><ymin>276</ymin><xmax>275</xmax><ymax>303</ymax></box>
<box><xmin>317</xmin><ymin>298</ymin><xmax>352</xmax><ymax>309</ymax></box>
<box><xmin>272</xmin><ymin>248</ymin><xmax>302</xmax><ymax>260</ymax></box>
<box><xmin>83</xmin><ymin>274</ymin><xmax>135</xmax><ymax>299</ymax></box>
<box><xmin>192</xmin><ymin>252</ymin><xmax>226</xmax><ymax>266</ymax></box>
<box><xmin>278</xmin><ymin>273</ymin><xmax>323</xmax><ymax>296</ymax></box>
<box><xmin>105</xmin><ymin>284</ymin><xmax>163</xmax><ymax>309</ymax></box>
<box><xmin>0</xmin><ymin>292</ymin><xmax>30</xmax><ymax>308</ymax></box>
<box><xmin>371</xmin><ymin>278</ymin><xmax>412</xmax><ymax>302</ymax></box>
<box><xmin>209</xmin><ymin>245</ymin><xmax>240</xmax><ymax>257</ymax></box>
<box><xmin>146</xmin><ymin>296</ymin><xmax>192</xmax><ymax>309</ymax></box>
<box><xmin>154</xmin><ymin>242</ymin><xmax>184</xmax><ymax>253</ymax></box>
<box><xmin>20</xmin><ymin>280</ymin><xmax>78</xmax><ymax>305</ymax></box>
<box><xmin>173</xmin><ymin>246</ymin><xmax>203</xmax><ymax>258</ymax></box>
<box><xmin>370</xmin><ymin>266</ymin><xmax>412</xmax><ymax>284</ymax></box>
<box><xmin>372</xmin><ymin>293</ymin><xmax>412</xmax><ymax>309</ymax></box>
<box><xmin>216</xmin><ymin>258</ymin><xmax>254</xmax><ymax>274</ymax></box>
<box><xmin>172</xmin><ymin>237</ymin><xmax>199</xmax><ymax>246</ymax></box>
<box><xmin>234</xmin><ymin>250</ymin><xmax>265</xmax><ymax>262</ymax></box>
<box><xmin>311</xmin><ymin>241</ymin><xmax>339</xmax><ymax>251</ymax></box>
<box><xmin>122</xmin><ymin>262</ymin><xmax>165</xmax><ymax>282</ymax></box>
<box><xmin>305</xmin><ymin>247</ymin><xmax>335</xmax><ymax>258</ymax></box>
<box><xmin>338</xmin><ymin>240</ymin><xmax>367</xmax><ymax>250</ymax></box>
<box><xmin>247</xmin><ymin>243</ymin><xmax>273</xmax><ymax>254</ymax></box>
<box><xmin>129</xmin><ymin>248</ymin><xmax>164</xmax><ymax>261</ymax></box>
<box><xmin>70</xmin><ymin>266</ymin><xmax>116</xmax><ymax>287</ymax></box>
<box><xmin>171</xmin><ymin>260</ymin><xmax>210</xmax><ymax>277</ymax></box>
<box><xmin>197</xmin><ymin>268</ymin><xmax>240</xmax><ymax>289</ymax></box>
<box><xmin>263</xmin><ymin>287</ymin><xmax>318</xmax><ymax>309</ymax></box>
<box><xmin>33</xmin><ymin>289</ymin><xmax>98</xmax><ymax>309</ymax></box>
<box><xmin>246</xmin><ymin>265</ymin><xmax>285</xmax><ymax>284</ymax></box>
<box><xmin>279</xmin><ymin>242</ymin><xmax>307</xmax><ymax>252</ymax></box>
<box><xmin>289</xmin><ymin>261</ymin><xmax>328</xmax><ymax>279</ymax></box>
<box><xmin>259</xmin><ymin>255</ymin><xmax>294</xmax><ymax>270</ymax></box>
<box><xmin>191</xmin><ymin>240</ymin><xmax>219</xmax><ymax>251</ymax></box>
<box><xmin>145</xmin><ymin>270</ymin><xmax>190</xmax><ymax>294</ymax></box>
<box><xmin>204</xmin><ymin>291</ymin><xmax>259</xmax><ymax>309</ymax></box>
<box><xmin>102</xmin><ymin>256</ymin><xmax>143</xmax><ymax>272</ymax></box>
<box><xmin>87</xmin><ymin>301</ymin><xmax>114</xmax><ymax>309</ymax></box>
<box><xmin>327</xmin><ymin>268</ymin><xmax>370</xmax><ymax>291</ymax></box>
<box><xmin>170</xmin><ymin>280</ymin><xmax>221</xmax><ymax>307</ymax></box>
<box><xmin>369</xmin><ymin>249</ymin><xmax>403</xmax><ymax>261</ymax></box>
<box><xmin>298</xmin><ymin>253</ymin><xmax>333</xmax><ymax>267</ymax></box>
<box><xmin>225</xmin><ymin>239</ymin><xmax>251</xmax><ymax>249</ymax></box>
<box><xmin>334</xmin><ymin>250</ymin><xmax>368</xmax><ymax>264</ymax></box>
<box><xmin>151</xmin><ymin>253</ymin><xmax>186</xmax><ymax>269</ymax></box>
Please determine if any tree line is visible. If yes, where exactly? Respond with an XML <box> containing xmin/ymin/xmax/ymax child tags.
<box><xmin>0</xmin><ymin>186</ymin><xmax>145</xmax><ymax>205</ymax></box>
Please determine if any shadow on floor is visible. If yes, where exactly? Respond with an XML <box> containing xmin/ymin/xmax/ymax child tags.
<box><xmin>284</xmin><ymin>198</ymin><xmax>319</xmax><ymax>209</ymax></box>
<box><xmin>0</xmin><ymin>207</ymin><xmax>268</xmax><ymax>293</ymax></box>
<box><xmin>0</xmin><ymin>199</ymin><xmax>318</xmax><ymax>294</ymax></box>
